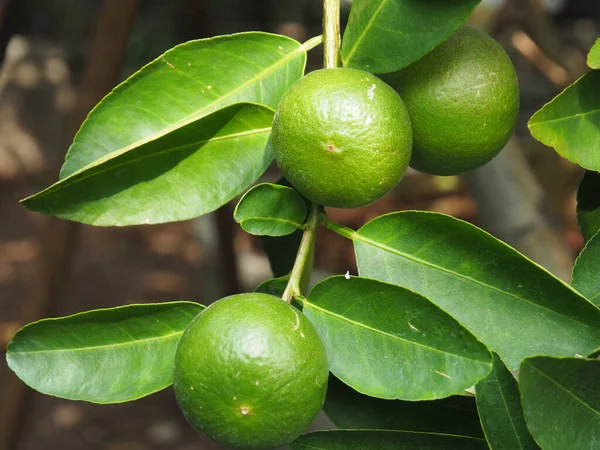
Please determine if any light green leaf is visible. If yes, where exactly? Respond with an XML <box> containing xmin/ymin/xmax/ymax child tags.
<box><xmin>324</xmin><ymin>375</ymin><xmax>484</xmax><ymax>438</ymax></box>
<box><xmin>22</xmin><ymin>103</ymin><xmax>274</xmax><ymax>226</ymax></box>
<box><xmin>61</xmin><ymin>32</ymin><xmax>306</xmax><ymax>177</ymax></box>
<box><xmin>529</xmin><ymin>71</ymin><xmax>600</xmax><ymax>172</ymax></box>
<box><xmin>341</xmin><ymin>0</ymin><xmax>480</xmax><ymax>73</ymax></box>
<box><xmin>520</xmin><ymin>357</ymin><xmax>600</xmax><ymax>450</ymax></box>
<box><xmin>577</xmin><ymin>171</ymin><xmax>600</xmax><ymax>242</ymax></box>
<box><xmin>588</xmin><ymin>39</ymin><xmax>600</xmax><ymax>69</ymax></box>
<box><xmin>476</xmin><ymin>353</ymin><xmax>539</xmax><ymax>450</ymax></box>
<box><xmin>352</xmin><ymin>211</ymin><xmax>600</xmax><ymax>369</ymax></box>
<box><xmin>303</xmin><ymin>276</ymin><xmax>492</xmax><ymax>400</ymax></box>
<box><xmin>572</xmin><ymin>231</ymin><xmax>600</xmax><ymax>306</ymax></box>
<box><xmin>291</xmin><ymin>430</ymin><xmax>489</xmax><ymax>450</ymax></box>
<box><xmin>234</xmin><ymin>183</ymin><xmax>306</xmax><ymax>236</ymax></box>
<box><xmin>6</xmin><ymin>302</ymin><xmax>203</xmax><ymax>404</ymax></box>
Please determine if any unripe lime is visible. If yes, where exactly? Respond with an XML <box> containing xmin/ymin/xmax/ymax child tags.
<box><xmin>173</xmin><ymin>293</ymin><xmax>329</xmax><ymax>449</ymax></box>
<box><xmin>388</xmin><ymin>27</ymin><xmax>520</xmax><ymax>176</ymax></box>
<box><xmin>272</xmin><ymin>68</ymin><xmax>412</xmax><ymax>208</ymax></box>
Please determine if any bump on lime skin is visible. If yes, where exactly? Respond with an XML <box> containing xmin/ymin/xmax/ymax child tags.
<box><xmin>272</xmin><ymin>68</ymin><xmax>412</xmax><ymax>209</ymax></box>
<box><xmin>173</xmin><ymin>293</ymin><xmax>329</xmax><ymax>450</ymax></box>
<box><xmin>389</xmin><ymin>27</ymin><xmax>520</xmax><ymax>176</ymax></box>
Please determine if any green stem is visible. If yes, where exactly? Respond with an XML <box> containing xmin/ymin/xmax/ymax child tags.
<box><xmin>282</xmin><ymin>203</ymin><xmax>320</xmax><ymax>303</ymax></box>
<box><xmin>323</xmin><ymin>0</ymin><xmax>341</xmax><ymax>69</ymax></box>
<box><xmin>320</xmin><ymin>211</ymin><xmax>356</xmax><ymax>240</ymax></box>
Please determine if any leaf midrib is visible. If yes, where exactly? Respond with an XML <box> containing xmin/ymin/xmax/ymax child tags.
<box><xmin>10</xmin><ymin>330</ymin><xmax>183</xmax><ymax>356</ymax></box>
<box><xmin>305</xmin><ymin>300</ymin><xmax>489</xmax><ymax>365</ymax></box>
<box><xmin>530</xmin><ymin>108</ymin><xmax>600</xmax><ymax>127</ymax></box>
<box><xmin>353</xmin><ymin>232</ymin><xmax>595</xmax><ymax>332</ymax></box>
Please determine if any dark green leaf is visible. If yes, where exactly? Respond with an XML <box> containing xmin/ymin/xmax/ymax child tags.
<box><xmin>353</xmin><ymin>211</ymin><xmax>600</xmax><ymax>369</ymax></box>
<box><xmin>529</xmin><ymin>71</ymin><xmax>600</xmax><ymax>172</ymax></box>
<box><xmin>520</xmin><ymin>357</ymin><xmax>600</xmax><ymax>450</ymax></box>
<box><xmin>577</xmin><ymin>171</ymin><xmax>600</xmax><ymax>242</ymax></box>
<box><xmin>61</xmin><ymin>32</ymin><xmax>306</xmax><ymax>177</ymax></box>
<box><xmin>341</xmin><ymin>0</ymin><xmax>480</xmax><ymax>73</ymax></box>
<box><xmin>291</xmin><ymin>430</ymin><xmax>489</xmax><ymax>450</ymax></box>
<box><xmin>324</xmin><ymin>375</ymin><xmax>484</xmax><ymax>438</ymax></box>
<box><xmin>234</xmin><ymin>183</ymin><xmax>306</xmax><ymax>236</ymax></box>
<box><xmin>588</xmin><ymin>39</ymin><xmax>600</xmax><ymax>69</ymax></box>
<box><xmin>303</xmin><ymin>276</ymin><xmax>492</xmax><ymax>400</ymax></box>
<box><xmin>572</xmin><ymin>231</ymin><xmax>600</xmax><ymax>306</ymax></box>
<box><xmin>255</xmin><ymin>275</ymin><xmax>289</xmax><ymax>297</ymax></box>
<box><xmin>22</xmin><ymin>104</ymin><xmax>274</xmax><ymax>226</ymax></box>
<box><xmin>476</xmin><ymin>353</ymin><xmax>539</xmax><ymax>449</ymax></box>
<box><xmin>6</xmin><ymin>302</ymin><xmax>203</xmax><ymax>404</ymax></box>
<box><xmin>262</xmin><ymin>232</ymin><xmax>302</xmax><ymax>277</ymax></box>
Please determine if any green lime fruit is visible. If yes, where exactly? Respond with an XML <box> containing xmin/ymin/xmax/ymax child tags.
<box><xmin>272</xmin><ymin>68</ymin><xmax>412</xmax><ymax>209</ymax></box>
<box><xmin>388</xmin><ymin>26</ymin><xmax>520</xmax><ymax>176</ymax></box>
<box><xmin>173</xmin><ymin>293</ymin><xmax>329</xmax><ymax>449</ymax></box>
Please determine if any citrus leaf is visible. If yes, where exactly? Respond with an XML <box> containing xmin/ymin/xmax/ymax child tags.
<box><xmin>61</xmin><ymin>32</ymin><xmax>306</xmax><ymax>177</ymax></box>
<box><xmin>577</xmin><ymin>171</ymin><xmax>600</xmax><ymax>242</ymax></box>
<box><xmin>291</xmin><ymin>430</ymin><xmax>489</xmax><ymax>450</ymax></box>
<box><xmin>255</xmin><ymin>275</ymin><xmax>289</xmax><ymax>297</ymax></box>
<box><xmin>234</xmin><ymin>183</ymin><xmax>307</xmax><ymax>236</ymax></box>
<box><xmin>6</xmin><ymin>302</ymin><xmax>203</xmax><ymax>404</ymax></box>
<box><xmin>303</xmin><ymin>276</ymin><xmax>492</xmax><ymax>401</ymax></box>
<box><xmin>572</xmin><ymin>231</ymin><xmax>600</xmax><ymax>306</ymax></box>
<box><xmin>588</xmin><ymin>39</ymin><xmax>600</xmax><ymax>69</ymax></box>
<box><xmin>324</xmin><ymin>375</ymin><xmax>484</xmax><ymax>438</ymax></box>
<box><xmin>520</xmin><ymin>357</ymin><xmax>600</xmax><ymax>450</ymax></box>
<box><xmin>528</xmin><ymin>71</ymin><xmax>600</xmax><ymax>172</ymax></box>
<box><xmin>341</xmin><ymin>0</ymin><xmax>480</xmax><ymax>74</ymax></box>
<box><xmin>353</xmin><ymin>211</ymin><xmax>600</xmax><ymax>369</ymax></box>
<box><xmin>22</xmin><ymin>103</ymin><xmax>274</xmax><ymax>226</ymax></box>
<box><xmin>476</xmin><ymin>353</ymin><xmax>539</xmax><ymax>450</ymax></box>
<box><xmin>262</xmin><ymin>232</ymin><xmax>302</xmax><ymax>277</ymax></box>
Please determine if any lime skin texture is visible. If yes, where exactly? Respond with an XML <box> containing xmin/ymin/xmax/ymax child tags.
<box><xmin>272</xmin><ymin>67</ymin><xmax>413</xmax><ymax>209</ymax></box>
<box><xmin>173</xmin><ymin>293</ymin><xmax>329</xmax><ymax>450</ymax></box>
<box><xmin>389</xmin><ymin>26</ymin><xmax>520</xmax><ymax>176</ymax></box>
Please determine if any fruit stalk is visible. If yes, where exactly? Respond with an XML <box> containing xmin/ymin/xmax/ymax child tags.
<box><xmin>282</xmin><ymin>203</ymin><xmax>320</xmax><ymax>303</ymax></box>
<box><xmin>323</xmin><ymin>0</ymin><xmax>341</xmax><ymax>68</ymax></box>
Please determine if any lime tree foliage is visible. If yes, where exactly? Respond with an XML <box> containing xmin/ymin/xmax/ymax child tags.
<box><xmin>6</xmin><ymin>0</ymin><xmax>600</xmax><ymax>448</ymax></box>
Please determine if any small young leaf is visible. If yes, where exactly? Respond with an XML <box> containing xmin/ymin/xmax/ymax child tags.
<box><xmin>324</xmin><ymin>375</ymin><xmax>484</xmax><ymax>438</ymax></box>
<box><xmin>303</xmin><ymin>276</ymin><xmax>492</xmax><ymax>401</ymax></box>
<box><xmin>353</xmin><ymin>211</ymin><xmax>600</xmax><ymax>369</ymax></box>
<box><xmin>341</xmin><ymin>0</ymin><xmax>480</xmax><ymax>74</ymax></box>
<box><xmin>255</xmin><ymin>274</ymin><xmax>289</xmax><ymax>297</ymax></box>
<box><xmin>520</xmin><ymin>357</ymin><xmax>600</xmax><ymax>450</ymax></box>
<box><xmin>572</xmin><ymin>231</ymin><xmax>600</xmax><ymax>306</ymax></box>
<box><xmin>22</xmin><ymin>103</ymin><xmax>274</xmax><ymax>226</ymax></box>
<box><xmin>291</xmin><ymin>430</ymin><xmax>489</xmax><ymax>450</ymax></box>
<box><xmin>588</xmin><ymin>38</ymin><xmax>600</xmax><ymax>69</ymax></box>
<box><xmin>529</xmin><ymin>71</ymin><xmax>600</xmax><ymax>172</ymax></box>
<box><xmin>234</xmin><ymin>183</ymin><xmax>307</xmax><ymax>236</ymax></box>
<box><xmin>476</xmin><ymin>353</ymin><xmax>539</xmax><ymax>450</ymax></box>
<box><xmin>6</xmin><ymin>302</ymin><xmax>203</xmax><ymax>404</ymax></box>
<box><xmin>577</xmin><ymin>171</ymin><xmax>600</xmax><ymax>242</ymax></box>
<box><xmin>262</xmin><ymin>231</ymin><xmax>302</xmax><ymax>277</ymax></box>
<box><xmin>61</xmin><ymin>32</ymin><xmax>306</xmax><ymax>177</ymax></box>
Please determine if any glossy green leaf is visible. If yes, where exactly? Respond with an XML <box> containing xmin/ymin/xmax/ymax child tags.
<box><xmin>291</xmin><ymin>430</ymin><xmax>489</xmax><ymax>450</ymax></box>
<box><xmin>476</xmin><ymin>353</ymin><xmax>539</xmax><ymax>449</ymax></box>
<box><xmin>61</xmin><ymin>32</ymin><xmax>306</xmax><ymax>177</ymax></box>
<box><xmin>588</xmin><ymin>39</ymin><xmax>600</xmax><ymax>69</ymax></box>
<box><xmin>255</xmin><ymin>275</ymin><xmax>289</xmax><ymax>297</ymax></box>
<box><xmin>352</xmin><ymin>211</ymin><xmax>600</xmax><ymax>369</ymax></box>
<box><xmin>572</xmin><ymin>231</ymin><xmax>600</xmax><ymax>306</ymax></box>
<box><xmin>577</xmin><ymin>171</ymin><xmax>600</xmax><ymax>242</ymax></box>
<box><xmin>6</xmin><ymin>302</ymin><xmax>204</xmax><ymax>404</ymax></box>
<box><xmin>341</xmin><ymin>0</ymin><xmax>480</xmax><ymax>73</ymax></box>
<box><xmin>529</xmin><ymin>71</ymin><xmax>600</xmax><ymax>172</ymax></box>
<box><xmin>22</xmin><ymin>104</ymin><xmax>274</xmax><ymax>226</ymax></box>
<box><xmin>520</xmin><ymin>357</ymin><xmax>600</xmax><ymax>450</ymax></box>
<box><xmin>303</xmin><ymin>276</ymin><xmax>492</xmax><ymax>400</ymax></box>
<box><xmin>234</xmin><ymin>183</ymin><xmax>306</xmax><ymax>236</ymax></box>
<box><xmin>324</xmin><ymin>375</ymin><xmax>484</xmax><ymax>437</ymax></box>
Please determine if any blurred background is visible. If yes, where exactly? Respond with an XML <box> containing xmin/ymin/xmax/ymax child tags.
<box><xmin>0</xmin><ymin>0</ymin><xmax>598</xmax><ymax>448</ymax></box>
